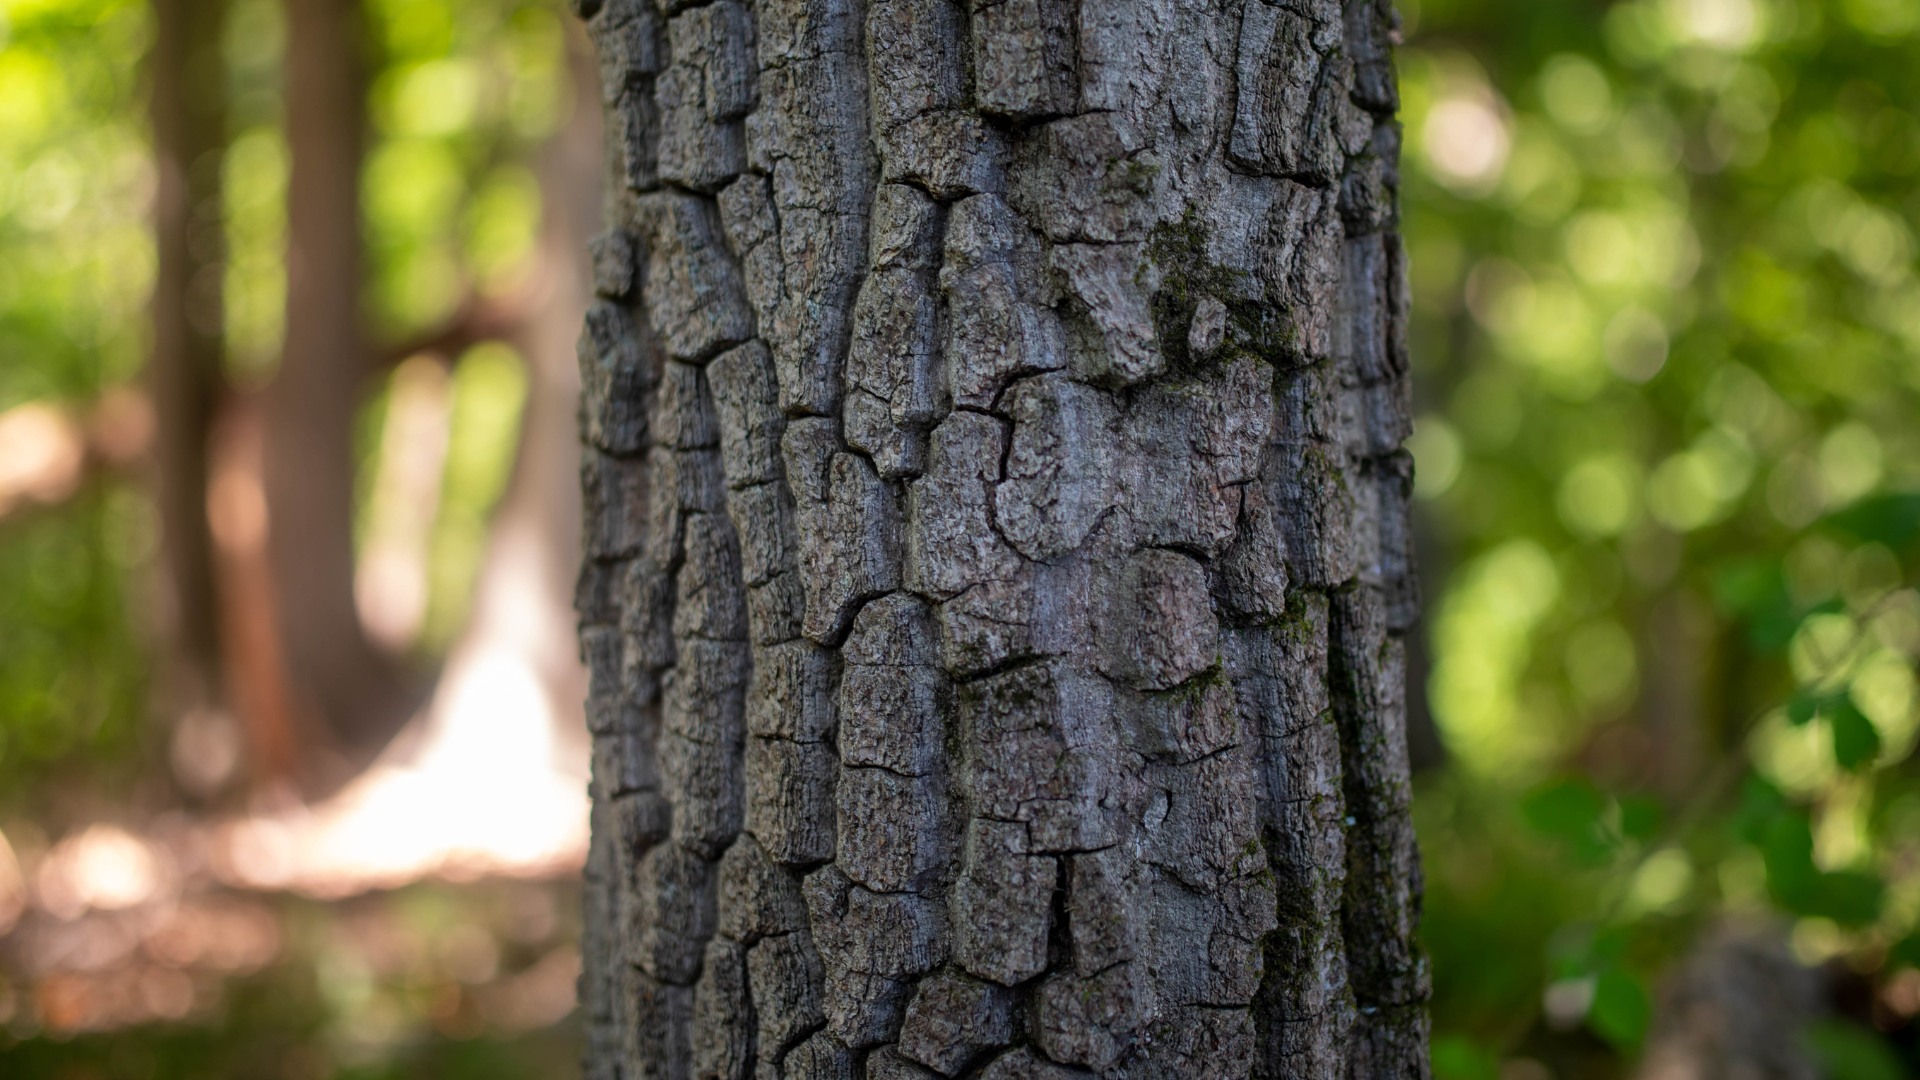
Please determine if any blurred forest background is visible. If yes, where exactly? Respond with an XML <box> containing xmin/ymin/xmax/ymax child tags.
<box><xmin>0</xmin><ymin>0</ymin><xmax>1917</xmax><ymax>1076</ymax></box>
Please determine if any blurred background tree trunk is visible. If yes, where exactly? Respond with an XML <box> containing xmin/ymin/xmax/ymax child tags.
<box><xmin>147</xmin><ymin>0</ymin><xmax>231</xmax><ymax>764</ymax></box>
<box><xmin>141</xmin><ymin>0</ymin><xmax>602</xmax><ymax>812</ymax></box>
<box><xmin>572</xmin><ymin>1</ymin><xmax>1428</xmax><ymax>1076</ymax></box>
<box><xmin>265</xmin><ymin>0</ymin><xmax>411</xmax><ymax>760</ymax></box>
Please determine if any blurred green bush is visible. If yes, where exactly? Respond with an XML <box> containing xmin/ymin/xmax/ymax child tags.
<box><xmin>1401</xmin><ymin>0</ymin><xmax>1920</xmax><ymax>1074</ymax></box>
<box><xmin>0</xmin><ymin>0</ymin><xmax>151</xmax><ymax>792</ymax></box>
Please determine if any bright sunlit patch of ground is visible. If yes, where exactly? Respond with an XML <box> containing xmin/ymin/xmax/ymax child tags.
<box><xmin>213</xmin><ymin>642</ymin><xmax>588</xmax><ymax>898</ymax></box>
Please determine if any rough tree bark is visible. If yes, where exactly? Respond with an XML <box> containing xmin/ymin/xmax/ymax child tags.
<box><xmin>573</xmin><ymin>1</ymin><xmax>1426</xmax><ymax>1076</ymax></box>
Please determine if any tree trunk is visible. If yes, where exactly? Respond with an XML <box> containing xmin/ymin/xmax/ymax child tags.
<box><xmin>148</xmin><ymin>0</ymin><xmax>229</xmax><ymax>733</ymax></box>
<box><xmin>265</xmin><ymin>0</ymin><xmax>408</xmax><ymax>752</ymax></box>
<box><xmin>573</xmin><ymin>1</ymin><xmax>1427</xmax><ymax>1076</ymax></box>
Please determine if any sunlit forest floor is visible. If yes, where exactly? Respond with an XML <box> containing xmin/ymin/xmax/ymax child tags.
<box><xmin>0</xmin><ymin>697</ymin><xmax>590</xmax><ymax>1080</ymax></box>
<box><xmin>1</xmin><ymin>877</ymin><xmax>582</xmax><ymax>1077</ymax></box>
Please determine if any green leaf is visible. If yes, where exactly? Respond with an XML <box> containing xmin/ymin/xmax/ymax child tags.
<box><xmin>1760</xmin><ymin>812</ymin><xmax>1820</xmax><ymax>911</ymax></box>
<box><xmin>1713</xmin><ymin>559</ymin><xmax>1800</xmax><ymax>651</ymax></box>
<box><xmin>1823</xmin><ymin>493</ymin><xmax>1920</xmax><ymax>549</ymax></box>
<box><xmin>1544</xmin><ymin>923</ymin><xmax>1628</xmax><ymax>981</ymax></box>
<box><xmin>1587</xmin><ymin>968</ymin><xmax>1650</xmax><ymax>1050</ymax></box>
<box><xmin>1828</xmin><ymin>700</ymin><xmax>1881</xmax><ymax>772</ymax></box>
<box><xmin>1759</xmin><ymin>801</ymin><xmax>1882</xmax><ymax>923</ymax></box>
<box><xmin>1429</xmin><ymin>1034</ymin><xmax>1499</xmax><ymax>1080</ymax></box>
<box><xmin>1806</xmin><ymin>1019</ymin><xmax>1906</xmax><ymax>1080</ymax></box>
<box><xmin>1731</xmin><ymin>776</ymin><xmax>1787</xmax><ymax>843</ymax></box>
<box><xmin>1889</xmin><ymin>934</ymin><xmax>1920</xmax><ymax>971</ymax></box>
<box><xmin>1812</xmin><ymin>870</ymin><xmax>1884</xmax><ymax>928</ymax></box>
<box><xmin>1786</xmin><ymin>695</ymin><xmax>1820</xmax><ymax>727</ymax></box>
<box><xmin>1522</xmin><ymin>780</ymin><xmax>1612</xmax><ymax>864</ymax></box>
<box><xmin>1712</xmin><ymin>558</ymin><xmax>1784</xmax><ymax>615</ymax></box>
<box><xmin>1587</xmin><ymin>926</ymin><xmax>1632</xmax><ymax>968</ymax></box>
<box><xmin>1617</xmin><ymin>794</ymin><xmax>1663</xmax><ymax>843</ymax></box>
<box><xmin>1523</xmin><ymin>780</ymin><xmax>1604</xmax><ymax>836</ymax></box>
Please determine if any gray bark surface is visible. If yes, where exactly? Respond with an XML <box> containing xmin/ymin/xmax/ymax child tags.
<box><xmin>573</xmin><ymin>1</ymin><xmax>1427</xmax><ymax>1076</ymax></box>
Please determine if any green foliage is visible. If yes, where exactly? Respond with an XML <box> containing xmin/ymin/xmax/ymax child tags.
<box><xmin>1408</xmin><ymin>0</ymin><xmax>1920</xmax><ymax>1072</ymax></box>
<box><xmin>0</xmin><ymin>491</ymin><xmax>147</xmax><ymax>788</ymax></box>
<box><xmin>1586</xmin><ymin>969</ymin><xmax>1650</xmax><ymax>1051</ymax></box>
<box><xmin>0</xmin><ymin>0</ymin><xmax>150</xmax><ymax>410</ymax></box>
<box><xmin>0</xmin><ymin>0</ymin><xmax>153</xmax><ymax>799</ymax></box>
<box><xmin>362</xmin><ymin>0</ymin><xmax>564</xmax><ymax>339</ymax></box>
<box><xmin>1807</xmin><ymin>1019</ymin><xmax>1908</xmax><ymax>1080</ymax></box>
<box><xmin>1431</xmin><ymin>1034</ymin><xmax>1500</xmax><ymax>1080</ymax></box>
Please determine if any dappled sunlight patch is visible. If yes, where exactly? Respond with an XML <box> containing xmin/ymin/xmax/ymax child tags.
<box><xmin>0</xmin><ymin>402</ymin><xmax>83</xmax><ymax>509</ymax></box>
<box><xmin>1749</xmin><ymin>708</ymin><xmax>1838</xmax><ymax>797</ymax></box>
<box><xmin>1621</xmin><ymin>847</ymin><xmax>1694</xmax><ymax>918</ymax></box>
<box><xmin>1538</xmin><ymin>54</ymin><xmax>1615</xmax><ymax>136</ymax></box>
<box><xmin>1407</xmin><ymin>414</ymin><xmax>1462</xmax><ymax>500</ymax></box>
<box><xmin>1645</xmin><ymin>431</ymin><xmax>1755</xmax><ymax>532</ymax></box>
<box><xmin>1556</xmin><ymin>454</ymin><xmax>1643</xmax><ymax>540</ymax></box>
<box><xmin>1429</xmin><ymin>540</ymin><xmax>1565</xmax><ymax>777</ymax></box>
<box><xmin>1818</xmin><ymin>422</ymin><xmax>1885</xmax><ymax>509</ymax></box>
<box><xmin>0</xmin><ymin>826</ymin><xmax>24</xmax><ymax>936</ymax></box>
<box><xmin>1663</xmin><ymin>0</ymin><xmax>1765</xmax><ymax>51</ymax></box>
<box><xmin>1563</xmin><ymin>620</ymin><xmax>1639</xmax><ymax>713</ymax></box>
<box><xmin>213</xmin><ymin>642</ymin><xmax>587</xmax><ymax>897</ymax></box>
<box><xmin>1423</xmin><ymin>94</ymin><xmax>1510</xmax><ymax>195</ymax></box>
<box><xmin>34</xmin><ymin>824</ymin><xmax>171</xmax><ymax>919</ymax></box>
<box><xmin>1404</xmin><ymin>51</ymin><xmax>1512</xmax><ymax>198</ymax></box>
<box><xmin>356</xmin><ymin>357</ymin><xmax>454</xmax><ymax>652</ymax></box>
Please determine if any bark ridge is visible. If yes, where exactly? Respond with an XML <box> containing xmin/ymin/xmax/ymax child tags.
<box><xmin>574</xmin><ymin>1</ymin><xmax>1427</xmax><ymax>1076</ymax></box>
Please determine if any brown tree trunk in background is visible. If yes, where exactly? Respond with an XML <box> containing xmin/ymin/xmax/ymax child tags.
<box><xmin>266</xmin><ymin>0</ymin><xmax>406</xmax><ymax>754</ymax></box>
<box><xmin>1642</xmin><ymin>591</ymin><xmax>1709</xmax><ymax>799</ymax></box>
<box><xmin>574</xmin><ymin>0</ymin><xmax>1429</xmax><ymax>1076</ymax></box>
<box><xmin>148</xmin><ymin>0</ymin><xmax>229</xmax><ymax>733</ymax></box>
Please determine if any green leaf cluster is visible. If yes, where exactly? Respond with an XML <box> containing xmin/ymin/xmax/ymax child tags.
<box><xmin>1408</xmin><ymin>0</ymin><xmax>1920</xmax><ymax>1073</ymax></box>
